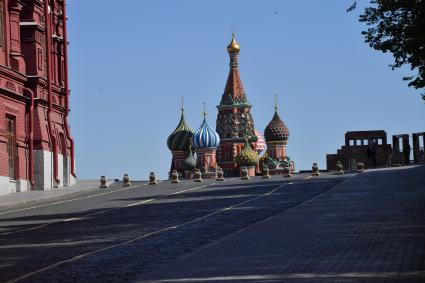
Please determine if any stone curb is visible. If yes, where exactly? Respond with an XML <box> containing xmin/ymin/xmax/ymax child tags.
<box><xmin>0</xmin><ymin>180</ymin><xmax>116</xmax><ymax>209</ymax></box>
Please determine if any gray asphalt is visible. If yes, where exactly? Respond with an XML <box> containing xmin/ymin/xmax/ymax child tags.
<box><xmin>137</xmin><ymin>165</ymin><xmax>425</xmax><ymax>283</ymax></box>
<box><xmin>0</xmin><ymin>173</ymin><xmax>347</xmax><ymax>282</ymax></box>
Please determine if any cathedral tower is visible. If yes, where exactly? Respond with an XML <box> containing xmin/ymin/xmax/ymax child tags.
<box><xmin>261</xmin><ymin>97</ymin><xmax>293</xmax><ymax>174</ymax></box>
<box><xmin>216</xmin><ymin>34</ymin><xmax>257</xmax><ymax>176</ymax></box>
<box><xmin>192</xmin><ymin>108</ymin><xmax>220</xmax><ymax>176</ymax></box>
<box><xmin>167</xmin><ymin>103</ymin><xmax>193</xmax><ymax>177</ymax></box>
<box><xmin>264</xmin><ymin>102</ymin><xmax>289</xmax><ymax>160</ymax></box>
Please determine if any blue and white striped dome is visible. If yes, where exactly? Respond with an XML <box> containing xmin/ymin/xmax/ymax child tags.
<box><xmin>192</xmin><ymin>117</ymin><xmax>220</xmax><ymax>149</ymax></box>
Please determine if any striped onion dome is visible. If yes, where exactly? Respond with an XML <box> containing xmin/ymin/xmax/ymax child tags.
<box><xmin>192</xmin><ymin>116</ymin><xmax>220</xmax><ymax>149</ymax></box>
<box><xmin>167</xmin><ymin>110</ymin><xmax>193</xmax><ymax>151</ymax></box>
<box><xmin>183</xmin><ymin>147</ymin><xmax>197</xmax><ymax>171</ymax></box>
<box><xmin>235</xmin><ymin>139</ymin><xmax>259</xmax><ymax>166</ymax></box>
<box><xmin>264</xmin><ymin>111</ymin><xmax>289</xmax><ymax>142</ymax></box>
<box><xmin>253</xmin><ymin>130</ymin><xmax>266</xmax><ymax>152</ymax></box>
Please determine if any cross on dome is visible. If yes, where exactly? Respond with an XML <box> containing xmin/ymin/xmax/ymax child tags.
<box><xmin>274</xmin><ymin>94</ymin><xmax>278</xmax><ymax>112</ymax></box>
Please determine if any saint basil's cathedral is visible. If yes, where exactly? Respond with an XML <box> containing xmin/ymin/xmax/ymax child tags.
<box><xmin>167</xmin><ymin>34</ymin><xmax>293</xmax><ymax>178</ymax></box>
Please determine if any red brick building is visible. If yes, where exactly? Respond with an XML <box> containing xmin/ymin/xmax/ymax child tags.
<box><xmin>0</xmin><ymin>0</ymin><xmax>75</xmax><ymax>195</ymax></box>
<box><xmin>326</xmin><ymin>130</ymin><xmax>392</xmax><ymax>170</ymax></box>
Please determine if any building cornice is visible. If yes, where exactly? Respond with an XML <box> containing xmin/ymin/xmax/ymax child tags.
<box><xmin>0</xmin><ymin>65</ymin><xmax>28</xmax><ymax>83</ymax></box>
<box><xmin>0</xmin><ymin>86</ymin><xmax>29</xmax><ymax>103</ymax></box>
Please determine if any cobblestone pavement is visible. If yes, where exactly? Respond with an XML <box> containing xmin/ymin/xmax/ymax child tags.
<box><xmin>0</xmin><ymin>173</ymin><xmax>347</xmax><ymax>282</ymax></box>
<box><xmin>136</xmin><ymin>165</ymin><xmax>425</xmax><ymax>283</ymax></box>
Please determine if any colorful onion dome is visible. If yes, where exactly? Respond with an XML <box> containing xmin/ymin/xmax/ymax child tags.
<box><xmin>253</xmin><ymin>130</ymin><xmax>266</xmax><ymax>152</ymax></box>
<box><xmin>167</xmin><ymin>109</ymin><xmax>193</xmax><ymax>151</ymax></box>
<box><xmin>227</xmin><ymin>33</ymin><xmax>240</xmax><ymax>53</ymax></box>
<box><xmin>183</xmin><ymin>147</ymin><xmax>197</xmax><ymax>171</ymax></box>
<box><xmin>235</xmin><ymin>139</ymin><xmax>259</xmax><ymax>166</ymax></box>
<box><xmin>192</xmin><ymin>114</ymin><xmax>221</xmax><ymax>149</ymax></box>
<box><xmin>264</xmin><ymin>110</ymin><xmax>289</xmax><ymax>142</ymax></box>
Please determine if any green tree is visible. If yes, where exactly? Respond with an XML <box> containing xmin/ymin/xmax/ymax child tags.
<box><xmin>351</xmin><ymin>1</ymin><xmax>425</xmax><ymax>100</ymax></box>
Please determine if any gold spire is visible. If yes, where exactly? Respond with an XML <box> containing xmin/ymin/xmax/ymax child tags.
<box><xmin>227</xmin><ymin>33</ymin><xmax>240</xmax><ymax>53</ymax></box>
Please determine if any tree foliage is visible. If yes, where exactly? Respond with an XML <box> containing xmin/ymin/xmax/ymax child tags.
<box><xmin>356</xmin><ymin>1</ymin><xmax>425</xmax><ymax>100</ymax></box>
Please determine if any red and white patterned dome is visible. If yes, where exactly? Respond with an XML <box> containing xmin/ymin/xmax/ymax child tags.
<box><xmin>253</xmin><ymin>130</ymin><xmax>266</xmax><ymax>153</ymax></box>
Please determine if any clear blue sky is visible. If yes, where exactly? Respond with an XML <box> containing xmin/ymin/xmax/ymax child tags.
<box><xmin>67</xmin><ymin>0</ymin><xmax>425</xmax><ymax>180</ymax></box>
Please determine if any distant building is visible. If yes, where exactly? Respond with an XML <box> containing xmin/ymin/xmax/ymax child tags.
<box><xmin>326</xmin><ymin>130</ymin><xmax>392</xmax><ymax>170</ymax></box>
<box><xmin>411</xmin><ymin>132</ymin><xmax>425</xmax><ymax>163</ymax></box>
<box><xmin>215</xmin><ymin>34</ymin><xmax>259</xmax><ymax>176</ymax></box>
<box><xmin>260</xmin><ymin>102</ymin><xmax>294</xmax><ymax>174</ymax></box>
<box><xmin>0</xmin><ymin>0</ymin><xmax>76</xmax><ymax>195</ymax></box>
<box><xmin>167</xmin><ymin>34</ymin><xmax>294</xmax><ymax>178</ymax></box>
<box><xmin>393</xmin><ymin>132</ymin><xmax>425</xmax><ymax>165</ymax></box>
<box><xmin>167</xmin><ymin>106</ymin><xmax>193</xmax><ymax>177</ymax></box>
<box><xmin>167</xmin><ymin>107</ymin><xmax>221</xmax><ymax>179</ymax></box>
<box><xmin>192</xmin><ymin>111</ymin><xmax>220</xmax><ymax>177</ymax></box>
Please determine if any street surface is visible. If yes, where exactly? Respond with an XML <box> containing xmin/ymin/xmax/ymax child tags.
<box><xmin>0</xmin><ymin>166</ymin><xmax>424</xmax><ymax>282</ymax></box>
<box><xmin>138</xmin><ymin>165</ymin><xmax>425</xmax><ymax>283</ymax></box>
<box><xmin>0</xmin><ymin>173</ymin><xmax>341</xmax><ymax>282</ymax></box>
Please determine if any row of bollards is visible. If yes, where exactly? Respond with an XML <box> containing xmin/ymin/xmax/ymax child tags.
<box><xmin>259</xmin><ymin>165</ymin><xmax>292</xmax><ymax>180</ymax></box>
<box><xmin>99</xmin><ymin>173</ymin><xmax>131</xmax><ymax>188</ymax></box>
<box><xmin>335</xmin><ymin>160</ymin><xmax>365</xmax><ymax>175</ymax></box>
<box><xmin>99</xmin><ymin>161</ymin><xmax>360</xmax><ymax>188</ymax></box>
<box><xmin>99</xmin><ymin>167</ymin><xmax>224</xmax><ymax>188</ymax></box>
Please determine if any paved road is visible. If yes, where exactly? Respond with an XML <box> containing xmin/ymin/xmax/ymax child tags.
<box><xmin>137</xmin><ymin>165</ymin><xmax>425</xmax><ymax>283</ymax></box>
<box><xmin>0</xmin><ymin>180</ymin><xmax>102</xmax><ymax>208</ymax></box>
<box><xmin>0</xmin><ymin>173</ymin><xmax>347</xmax><ymax>282</ymax></box>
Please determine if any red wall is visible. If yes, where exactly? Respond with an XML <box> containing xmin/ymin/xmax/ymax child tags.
<box><xmin>0</xmin><ymin>95</ymin><xmax>27</xmax><ymax>179</ymax></box>
<box><xmin>0</xmin><ymin>0</ymin><xmax>73</xmax><ymax>186</ymax></box>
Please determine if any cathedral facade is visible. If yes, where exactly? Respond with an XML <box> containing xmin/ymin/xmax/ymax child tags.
<box><xmin>0</xmin><ymin>0</ymin><xmax>76</xmax><ymax>195</ymax></box>
<box><xmin>167</xmin><ymin>34</ymin><xmax>293</xmax><ymax>178</ymax></box>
